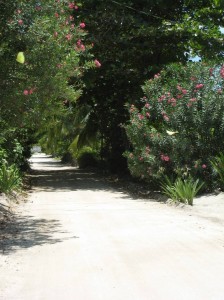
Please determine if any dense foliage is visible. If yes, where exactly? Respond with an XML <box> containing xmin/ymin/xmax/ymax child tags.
<box><xmin>1</xmin><ymin>0</ymin><xmax>224</xmax><ymax>195</ymax></box>
<box><xmin>76</xmin><ymin>0</ymin><xmax>224</xmax><ymax>171</ymax></box>
<box><xmin>125</xmin><ymin>62</ymin><xmax>224</xmax><ymax>187</ymax></box>
<box><xmin>0</xmin><ymin>0</ymin><xmax>93</xmax><ymax>192</ymax></box>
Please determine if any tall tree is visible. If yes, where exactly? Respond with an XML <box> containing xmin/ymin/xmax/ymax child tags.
<box><xmin>77</xmin><ymin>0</ymin><xmax>224</xmax><ymax>171</ymax></box>
<box><xmin>0</xmin><ymin>0</ymin><xmax>93</xmax><ymax>165</ymax></box>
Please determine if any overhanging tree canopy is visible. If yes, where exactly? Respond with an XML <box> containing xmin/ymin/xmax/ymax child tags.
<box><xmin>76</xmin><ymin>0</ymin><xmax>224</xmax><ymax>171</ymax></box>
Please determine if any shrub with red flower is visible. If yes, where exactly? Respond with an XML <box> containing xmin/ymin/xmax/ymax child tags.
<box><xmin>125</xmin><ymin>62</ymin><xmax>224</xmax><ymax>184</ymax></box>
<box><xmin>94</xmin><ymin>59</ymin><xmax>101</xmax><ymax>68</ymax></box>
<box><xmin>79</xmin><ymin>22</ymin><xmax>86</xmax><ymax>29</ymax></box>
<box><xmin>0</xmin><ymin>0</ymin><xmax>99</xmax><ymax>165</ymax></box>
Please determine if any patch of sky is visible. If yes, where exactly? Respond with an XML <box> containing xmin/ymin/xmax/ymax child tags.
<box><xmin>188</xmin><ymin>27</ymin><xmax>224</xmax><ymax>62</ymax></box>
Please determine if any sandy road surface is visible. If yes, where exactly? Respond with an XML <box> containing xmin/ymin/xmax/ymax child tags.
<box><xmin>1</xmin><ymin>154</ymin><xmax>224</xmax><ymax>300</ymax></box>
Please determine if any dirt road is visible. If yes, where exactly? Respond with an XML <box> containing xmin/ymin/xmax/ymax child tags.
<box><xmin>1</xmin><ymin>154</ymin><xmax>224</xmax><ymax>300</ymax></box>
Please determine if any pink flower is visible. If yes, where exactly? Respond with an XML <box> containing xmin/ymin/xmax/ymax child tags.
<box><xmin>94</xmin><ymin>59</ymin><xmax>101</xmax><ymax>68</ymax></box>
<box><xmin>138</xmin><ymin>114</ymin><xmax>144</xmax><ymax>120</ymax></box>
<box><xmin>187</xmin><ymin>103</ymin><xmax>192</xmax><ymax>107</ymax></box>
<box><xmin>190</xmin><ymin>98</ymin><xmax>197</xmax><ymax>102</ymax></box>
<box><xmin>77</xmin><ymin>39</ymin><xmax>82</xmax><ymax>47</ymax></box>
<box><xmin>17</xmin><ymin>10</ymin><xmax>22</xmax><ymax>14</ymax></box>
<box><xmin>209</xmin><ymin>68</ymin><xmax>214</xmax><ymax>77</ymax></box>
<box><xmin>68</xmin><ymin>2</ymin><xmax>75</xmax><ymax>9</ymax></box>
<box><xmin>168</xmin><ymin>98</ymin><xmax>176</xmax><ymax>106</ymax></box>
<box><xmin>161</xmin><ymin>154</ymin><xmax>170</xmax><ymax>162</ymax></box>
<box><xmin>66</xmin><ymin>34</ymin><xmax>72</xmax><ymax>40</ymax></box>
<box><xmin>177</xmin><ymin>94</ymin><xmax>182</xmax><ymax>99</ymax></box>
<box><xmin>55</xmin><ymin>12</ymin><xmax>59</xmax><ymax>18</ymax></box>
<box><xmin>195</xmin><ymin>83</ymin><xmax>204</xmax><ymax>89</ymax></box>
<box><xmin>146</xmin><ymin>112</ymin><xmax>150</xmax><ymax>118</ymax></box>
<box><xmin>76</xmin><ymin>39</ymin><xmax>85</xmax><ymax>51</ymax></box>
<box><xmin>145</xmin><ymin>103</ymin><xmax>150</xmax><ymax>108</ymax></box>
<box><xmin>80</xmin><ymin>44</ymin><xmax>85</xmax><ymax>51</ymax></box>
<box><xmin>80</xmin><ymin>22</ymin><xmax>86</xmax><ymax>29</ymax></box>
<box><xmin>182</xmin><ymin>89</ymin><xmax>187</xmax><ymax>94</ymax></box>
<box><xmin>54</xmin><ymin>32</ymin><xmax>58</xmax><ymax>37</ymax></box>
<box><xmin>163</xmin><ymin>114</ymin><xmax>169</xmax><ymax>122</ymax></box>
<box><xmin>159</xmin><ymin>95</ymin><xmax>166</xmax><ymax>102</ymax></box>
<box><xmin>23</xmin><ymin>90</ymin><xmax>29</xmax><ymax>96</ymax></box>
<box><xmin>29</xmin><ymin>89</ymin><xmax>34</xmax><ymax>95</ymax></box>
<box><xmin>202</xmin><ymin>164</ymin><xmax>207</xmax><ymax>169</ymax></box>
<box><xmin>18</xmin><ymin>19</ymin><xmax>23</xmax><ymax>25</ymax></box>
<box><xmin>139</xmin><ymin>156</ymin><xmax>143</xmax><ymax>161</ymax></box>
<box><xmin>69</xmin><ymin>15</ymin><xmax>74</xmax><ymax>21</ymax></box>
<box><xmin>75</xmin><ymin>5</ymin><xmax>79</xmax><ymax>10</ymax></box>
<box><xmin>220</xmin><ymin>65</ymin><xmax>224</xmax><ymax>78</ymax></box>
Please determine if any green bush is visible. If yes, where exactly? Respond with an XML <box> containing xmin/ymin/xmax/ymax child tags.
<box><xmin>0</xmin><ymin>148</ymin><xmax>7</xmax><ymax>166</ymax></box>
<box><xmin>210</xmin><ymin>152</ymin><xmax>224</xmax><ymax>189</ymax></box>
<box><xmin>0</xmin><ymin>163</ymin><xmax>22</xmax><ymax>194</ymax></box>
<box><xmin>161</xmin><ymin>176</ymin><xmax>204</xmax><ymax>205</ymax></box>
<box><xmin>125</xmin><ymin>62</ymin><xmax>224</xmax><ymax>186</ymax></box>
<box><xmin>77</xmin><ymin>147</ymin><xmax>99</xmax><ymax>168</ymax></box>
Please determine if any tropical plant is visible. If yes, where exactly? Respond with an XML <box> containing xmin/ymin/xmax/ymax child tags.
<box><xmin>0</xmin><ymin>163</ymin><xmax>22</xmax><ymax>194</ymax></box>
<box><xmin>210</xmin><ymin>153</ymin><xmax>224</xmax><ymax>188</ymax></box>
<box><xmin>0</xmin><ymin>148</ymin><xmax>7</xmax><ymax>166</ymax></box>
<box><xmin>161</xmin><ymin>176</ymin><xmax>204</xmax><ymax>205</ymax></box>
<box><xmin>76</xmin><ymin>146</ymin><xmax>99</xmax><ymax>168</ymax></box>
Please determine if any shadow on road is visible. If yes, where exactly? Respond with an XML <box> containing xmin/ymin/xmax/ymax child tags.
<box><xmin>0</xmin><ymin>214</ymin><xmax>78</xmax><ymax>255</ymax></box>
<box><xmin>28</xmin><ymin>154</ymin><xmax>113</xmax><ymax>192</ymax></box>
<box><xmin>0</xmin><ymin>154</ymin><xmax>163</xmax><ymax>256</ymax></box>
<box><xmin>31</xmin><ymin>161</ymin><xmax>120</xmax><ymax>191</ymax></box>
<box><xmin>29</xmin><ymin>155</ymin><xmax>165</xmax><ymax>202</ymax></box>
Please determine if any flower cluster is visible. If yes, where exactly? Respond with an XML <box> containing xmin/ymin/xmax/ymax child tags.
<box><xmin>23</xmin><ymin>88</ymin><xmax>35</xmax><ymax>96</ymax></box>
<box><xmin>125</xmin><ymin>62</ymin><xmax>224</xmax><ymax>184</ymax></box>
<box><xmin>94</xmin><ymin>59</ymin><xmax>101</xmax><ymax>68</ymax></box>
<box><xmin>220</xmin><ymin>65</ymin><xmax>224</xmax><ymax>79</ymax></box>
<box><xmin>161</xmin><ymin>154</ymin><xmax>170</xmax><ymax>162</ymax></box>
<box><xmin>68</xmin><ymin>2</ymin><xmax>79</xmax><ymax>10</ymax></box>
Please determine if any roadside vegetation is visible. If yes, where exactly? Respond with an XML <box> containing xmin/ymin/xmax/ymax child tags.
<box><xmin>1</xmin><ymin>0</ymin><xmax>224</xmax><ymax>203</ymax></box>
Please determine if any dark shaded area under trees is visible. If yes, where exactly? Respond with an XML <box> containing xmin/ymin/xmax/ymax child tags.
<box><xmin>75</xmin><ymin>0</ymin><xmax>224</xmax><ymax>172</ymax></box>
<box><xmin>0</xmin><ymin>0</ymin><xmax>224</xmax><ymax>178</ymax></box>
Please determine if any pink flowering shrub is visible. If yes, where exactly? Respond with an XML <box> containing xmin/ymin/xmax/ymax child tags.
<box><xmin>1</xmin><ymin>0</ymin><xmax>104</xmax><ymax>160</ymax></box>
<box><xmin>125</xmin><ymin>62</ymin><xmax>224</xmax><ymax>184</ymax></box>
